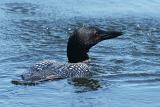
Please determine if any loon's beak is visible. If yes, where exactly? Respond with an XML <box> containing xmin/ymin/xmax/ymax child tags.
<box><xmin>99</xmin><ymin>30</ymin><xmax>123</xmax><ymax>40</ymax></box>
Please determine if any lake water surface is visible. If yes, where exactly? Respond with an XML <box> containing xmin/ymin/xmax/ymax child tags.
<box><xmin>0</xmin><ymin>0</ymin><xmax>160</xmax><ymax>107</ymax></box>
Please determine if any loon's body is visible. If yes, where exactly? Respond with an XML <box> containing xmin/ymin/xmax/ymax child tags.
<box><xmin>22</xmin><ymin>61</ymin><xmax>90</xmax><ymax>81</ymax></box>
<box><xmin>12</xmin><ymin>26</ymin><xmax>122</xmax><ymax>85</ymax></box>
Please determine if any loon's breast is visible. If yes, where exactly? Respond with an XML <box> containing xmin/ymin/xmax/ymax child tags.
<box><xmin>12</xmin><ymin>60</ymin><xmax>91</xmax><ymax>85</ymax></box>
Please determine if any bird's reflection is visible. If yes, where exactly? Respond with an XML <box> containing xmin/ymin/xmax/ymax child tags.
<box><xmin>68</xmin><ymin>78</ymin><xmax>101</xmax><ymax>93</ymax></box>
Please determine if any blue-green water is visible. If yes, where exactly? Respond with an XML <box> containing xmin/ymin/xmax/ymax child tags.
<box><xmin>0</xmin><ymin>0</ymin><xmax>160</xmax><ymax>107</ymax></box>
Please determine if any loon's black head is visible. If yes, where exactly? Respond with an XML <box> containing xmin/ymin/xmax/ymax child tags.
<box><xmin>67</xmin><ymin>26</ymin><xmax>123</xmax><ymax>63</ymax></box>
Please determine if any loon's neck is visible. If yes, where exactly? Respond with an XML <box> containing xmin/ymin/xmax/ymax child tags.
<box><xmin>67</xmin><ymin>36</ymin><xmax>89</xmax><ymax>63</ymax></box>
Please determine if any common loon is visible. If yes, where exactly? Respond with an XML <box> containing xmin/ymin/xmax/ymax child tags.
<box><xmin>12</xmin><ymin>26</ymin><xmax>122</xmax><ymax>85</ymax></box>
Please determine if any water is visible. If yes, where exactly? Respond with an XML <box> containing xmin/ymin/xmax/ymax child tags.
<box><xmin>0</xmin><ymin>0</ymin><xmax>160</xmax><ymax>107</ymax></box>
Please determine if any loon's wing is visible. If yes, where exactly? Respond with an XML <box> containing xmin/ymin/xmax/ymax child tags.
<box><xmin>11</xmin><ymin>60</ymin><xmax>91</xmax><ymax>85</ymax></box>
<box><xmin>21</xmin><ymin>60</ymin><xmax>63</xmax><ymax>81</ymax></box>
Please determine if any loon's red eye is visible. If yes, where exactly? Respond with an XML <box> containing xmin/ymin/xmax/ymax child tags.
<box><xmin>93</xmin><ymin>30</ymin><xmax>98</xmax><ymax>36</ymax></box>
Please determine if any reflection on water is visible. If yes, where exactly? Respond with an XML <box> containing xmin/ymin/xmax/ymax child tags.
<box><xmin>68</xmin><ymin>78</ymin><xmax>102</xmax><ymax>92</ymax></box>
<box><xmin>0</xmin><ymin>0</ymin><xmax>160</xmax><ymax>107</ymax></box>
